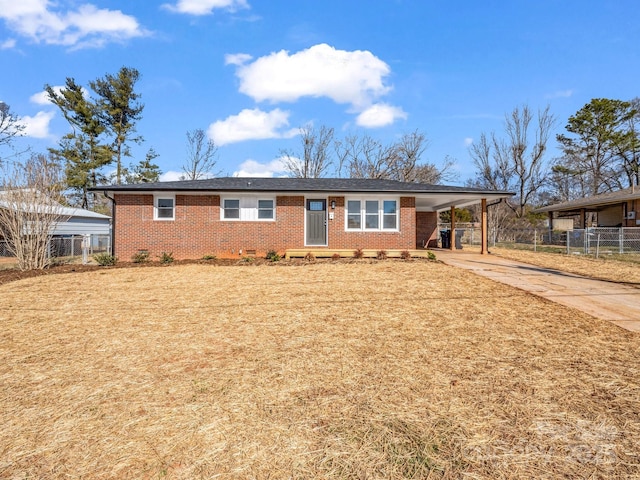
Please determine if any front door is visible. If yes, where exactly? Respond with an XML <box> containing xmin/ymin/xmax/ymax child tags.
<box><xmin>306</xmin><ymin>199</ymin><xmax>327</xmax><ymax>245</ymax></box>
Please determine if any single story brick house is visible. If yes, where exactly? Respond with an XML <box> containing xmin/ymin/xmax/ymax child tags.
<box><xmin>94</xmin><ymin>177</ymin><xmax>511</xmax><ymax>260</ymax></box>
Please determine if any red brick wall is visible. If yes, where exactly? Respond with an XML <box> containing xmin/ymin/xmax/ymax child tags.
<box><xmin>416</xmin><ymin>211</ymin><xmax>439</xmax><ymax>248</ymax></box>
<box><xmin>114</xmin><ymin>193</ymin><xmax>420</xmax><ymax>260</ymax></box>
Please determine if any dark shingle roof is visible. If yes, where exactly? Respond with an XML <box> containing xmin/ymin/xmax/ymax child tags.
<box><xmin>92</xmin><ymin>177</ymin><xmax>511</xmax><ymax>195</ymax></box>
<box><xmin>535</xmin><ymin>186</ymin><xmax>640</xmax><ymax>213</ymax></box>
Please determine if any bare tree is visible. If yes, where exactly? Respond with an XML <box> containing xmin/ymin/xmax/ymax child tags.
<box><xmin>181</xmin><ymin>129</ymin><xmax>219</xmax><ymax>180</ymax></box>
<box><xmin>0</xmin><ymin>154</ymin><xmax>68</xmax><ymax>270</ymax></box>
<box><xmin>413</xmin><ymin>156</ymin><xmax>457</xmax><ymax>184</ymax></box>
<box><xmin>389</xmin><ymin>131</ymin><xmax>456</xmax><ymax>183</ymax></box>
<box><xmin>387</xmin><ymin>130</ymin><xmax>427</xmax><ymax>181</ymax></box>
<box><xmin>335</xmin><ymin>133</ymin><xmax>394</xmax><ymax>179</ymax></box>
<box><xmin>335</xmin><ymin>129</ymin><xmax>454</xmax><ymax>183</ymax></box>
<box><xmin>281</xmin><ymin>125</ymin><xmax>335</xmax><ymax>178</ymax></box>
<box><xmin>0</xmin><ymin>102</ymin><xmax>26</xmax><ymax>160</ymax></box>
<box><xmin>470</xmin><ymin>105</ymin><xmax>555</xmax><ymax>217</ymax></box>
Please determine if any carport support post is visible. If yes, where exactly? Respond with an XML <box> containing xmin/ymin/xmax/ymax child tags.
<box><xmin>481</xmin><ymin>198</ymin><xmax>488</xmax><ymax>255</ymax></box>
<box><xmin>450</xmin><ymin>205</ymin><xmax>456</xmax><ymax>251</ymax></box>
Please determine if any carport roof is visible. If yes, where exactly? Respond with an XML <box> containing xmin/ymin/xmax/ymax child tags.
<box><xmin>94</xmin><ymin>177</ymin><xmax>512</xmax><ymax>212</ymax></box>
<box><xmin>535</xmin><ymin>187</ymin><xmax>640</xmax><ymax>213</ymax></box>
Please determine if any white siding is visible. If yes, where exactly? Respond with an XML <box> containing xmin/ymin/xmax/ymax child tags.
<box><xmin>52</xmin><ymin>217</ymin><xmax>111</xmax><ymax>236</ymax></box>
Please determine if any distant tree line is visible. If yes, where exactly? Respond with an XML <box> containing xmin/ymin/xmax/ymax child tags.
<box><xmin>280</xmin><ymin>126</ymin><xmax>457</xmax><ymax>184</ymax></box>
<box><xmin>465</xmin><ymin>98</ymin><xmax>640</xmax><ymax>229</ymax></box>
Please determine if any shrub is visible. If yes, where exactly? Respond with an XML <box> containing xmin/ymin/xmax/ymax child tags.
<box><xmin>93</xmin><ymin>253</ymin><xmax>117</xmax><ymax>266</ymax></box>
<box><xmin>159</xmin><ymin>252</ymin><xmax>174</xmax><ymax>264</ymax></box>
<box><xmin>241</xmin><ymin>256</ymin><xmax>254</xmax><ymax>263</ymax></box>
<box><xmin>202</xmin><ymin>254</ymin><xmax>216</xmax><ymax>260</ymax></box>
<box><xmin>331</xmin><ymin>253</ymin><xmax>342</xmax><ymax>261</ymax></box>
<box><xmin>265</xmin><ymin>249</ymin><xmax>281</xmax><ymax>262</ymax></box>
<box><xmin>376</xmin><ymin>249</ymin><xmax>388</xmax><ymax>260</ymax></box>
<box><xmin>304</xmin><ymin>252</ymin><xmax>316</xmax><ymax>262</ymax></box>
<box><xmin>132</xmin><ymin>250</ymin><xmax>150</xmax><ymax>263</ymax></box>
<box><xmin>400</xmin><ymin>250</ymin><xmax>412</xmax><ymax>260</ymax></box>
<box><xmin>427</xmin><ymin>250</ymin><xmax>436</xmax><ymax>261</ymax></box>
<box><xmin>353</xmin><ymin>248</ymin><xmax>364</xmax><ymax>259</ymax></box>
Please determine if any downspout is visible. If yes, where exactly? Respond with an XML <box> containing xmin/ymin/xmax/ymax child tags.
<box><xmin>486</xmin><ymin>198</ymin><xmax>504</xmax><ymax>209</ymax></box>
<box><xmin>484</xmin><ymin>198</ymin><xmax>504</xmax><ymax>251</ymax></box>
<box><xmin>103</xmin><ymin>191</ymin><xmax>115</xmax><ymax>257</ymax></box>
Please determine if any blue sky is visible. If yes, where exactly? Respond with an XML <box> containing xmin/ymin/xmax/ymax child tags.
<box><xmin>1</xmin><ymin>0</ymin><xmax>639</xmax><ymax>184</ymax></box>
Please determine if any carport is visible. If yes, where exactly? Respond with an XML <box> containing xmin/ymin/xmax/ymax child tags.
<box><xmin>414</xmin><ymin>190</ymin><xmax>513</xmax><ymax>254</ymax></box>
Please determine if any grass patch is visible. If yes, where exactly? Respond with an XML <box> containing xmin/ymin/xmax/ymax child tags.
<box><xmin>489</xmin><ymin>247</ymin><xmax>640</xmax><ymax>284</ymax></box>
<box><xmin>0</xmin><ymin>262</ymin><xmax>638</xmax><ymax>478</ymax></box>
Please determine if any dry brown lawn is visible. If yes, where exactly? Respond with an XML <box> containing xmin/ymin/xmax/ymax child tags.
<box><xmin>1</xmin><ymin>261</ymin><xmax>639</xmax><ymax>479</ymax></box>
<box><xmin>487</xmin><ymin>247</ymin><xmax>640</xmax><ymax>285</ymax></box>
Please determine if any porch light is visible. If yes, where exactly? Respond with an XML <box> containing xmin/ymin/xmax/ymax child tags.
<box><xmin>331</xmin><ymin>200</ymin><xmax>336</xmax><ymax>209</ymax></box>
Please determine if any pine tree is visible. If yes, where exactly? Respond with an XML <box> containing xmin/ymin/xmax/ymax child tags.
<box><xmin>125</xmin><ymin>147</ymin><xmax>161</xmax><ymax>184</ymax></box>
<box><xmin>46</xmin><ymin>79</ymin><xmax>112</xmax><ymax>209</ymax></box>
<box><xmin>91</xmin><ymin>67</ymin><xmax>144</xmax><ymax>185</ymax></box>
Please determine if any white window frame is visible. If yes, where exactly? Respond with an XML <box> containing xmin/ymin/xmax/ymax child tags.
<box><xmin>154</xmin><ymin>194</ymin><xmax>175</xmax><ymax>221</ymax></box>
<box><xmin>257</xmin><ymin>198</ymin><xmax>275</xmax><ymax>220</ymax></box>
<box><xmin>220</xmin><ymin>195</ymin><xmax>276</xmax><ymax>221</ymax></box>
<box><xmin>345</xmin><ymin>196</ymin><xmax>399</xmax><ymax>231</ymax></box>
<box><xmin>222</xmin><ymin>198</ymin><xmax>241</xmax><ymax>220</ymax></box>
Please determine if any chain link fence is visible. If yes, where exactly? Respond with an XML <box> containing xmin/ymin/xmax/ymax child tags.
<box><xmin>438</xmin><ymin>224</ymin><xmax>640</xmax><ymax>258</ymax></box>
<box><xmin>0</xmin><ymin>234</ymin><xmax>111</xmax><ymax>264</ymax></box>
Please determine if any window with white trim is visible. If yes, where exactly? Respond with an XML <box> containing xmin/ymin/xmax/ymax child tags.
<box><xmin>221</xmin><ymin>196</ymin><xmax>276</xmax><ymax>221</ymax></box>
<box><xmin>257</xmin><ymin>199</ymin><xmax>274</xmax><ymax>219</ymax></box>
<box><xmin>154</xmin><ymin>195</ymin><xmax>175</xmax><ymax>220</ymax></box>
<box><xmin>347</xmin><ymin>200</ymin><xmax>361</xmax><ymax>229</ymax></box>
<box><xmin>223</xmin><ymin>199</ymin><xmax>240</xmax><ymax>219</ymax></box>
<box><xmin>382</xmin><ymin>200</ymin><xmax>398</xmax><ymax>229</ymax></box>
<box><xmin>345</xmin><ymin>198</ymin><xmax>398</xmax><ymax>231</ymax></box>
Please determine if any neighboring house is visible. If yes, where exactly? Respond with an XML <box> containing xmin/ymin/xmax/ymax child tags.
<box><xmin>94</xmin><ymin>177</ymin><xmax>512</xmax><ymax>259</ymax></box>
<box><xmin>49</xmin><ymin>206</ymin><xmax>111</xmax><ymax>236</ymax></box>
<box><xmin>536</xmin><ymin>186</ymin><xmax>640</xmax><ymax>229</ymax></box>
<box><xmin>0</xmin><ymin>190</ymin><xmax>111</xmax><ymax>237</ymax></box>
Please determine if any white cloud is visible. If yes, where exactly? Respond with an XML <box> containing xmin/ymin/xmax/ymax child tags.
<box><xmin>159</xmin><ymin>171</ymin><xmax>183</xmax><ymax>182</ymax></box>
<box><xmin>232</xmin><ymin>158</ymin><xmax>287</xmax><ymax>177</ymax></box>
<box><xmin>231</xmin><ymin>43</ymin><xmax>392</xmax><ymax>109</ymax></box>
<box><xmin>224</xmin><ymin>52</ymin><xmax>252</xmax><ymax>66</ymax></box>
<box><xmin>162</xmin><ymin>0</ymin><xmax>249</xmax><ymax>15</ymax></box>
<box><xmin>0</xmin><ymin>0</ymin><xmax>147</xmax><ymax>48</ymax></box>
<box><xmin>464</xmin><ymin>137</ymin><xmax>473</xmax><ymax>147</ymax></box>
<box><xmin>158</xmin><ymin>170</ymin><xmax>216</xmax><ymax>181</ymax></box>
<box><xmin>0</xmin><ymin>38</ymin><xmax>16</xmax><ymax>49</ymax></box>
<box><xmin>208</xmin><ymin>108</ymin><xmax>298</xmax><ymax>146</ymax></box>
<box><xmin>545</xmin><ymin>89</ymin><xmax>574</xmax><ymax>99</ymax></box>
<box><xmin>356</xmin><ymin>103</ymin><xmax>406</xmax><ymax>128</ymax></box>
<box><xmin>20</xmin><ymin>110</ymin><xmax>55</xmax><ymax>139</ymax></box>
<box><xmin>30</xmin><ymin>85</ymin><xmax>89</xmax><ymax>105</ymax></box>
<box><xmin>29</xmin><ymin>86</ymin><xmax>59</xmax><ymax>105</ymax></box>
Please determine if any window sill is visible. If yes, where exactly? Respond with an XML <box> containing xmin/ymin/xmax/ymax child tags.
<box><xmin>220</xmin><ymin>218</ymin><xmax>276</xmax><ymax>222</ymax></box>
<box><xmin>345</xmin><ymin>229</ymin><xmax>400</xmax><ymax>233</ymax></box>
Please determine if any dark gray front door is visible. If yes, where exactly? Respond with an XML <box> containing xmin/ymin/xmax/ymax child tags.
<box><xmin>306</xmin><ymin>199</ymin><xmax>327</xmax><ymax>245</ymax></box>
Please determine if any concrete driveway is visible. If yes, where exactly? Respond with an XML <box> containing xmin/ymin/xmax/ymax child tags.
<box><xmin>436</xmin><ymin>250</ymin><xmax>640</xmax><ymax>333</ymax></box>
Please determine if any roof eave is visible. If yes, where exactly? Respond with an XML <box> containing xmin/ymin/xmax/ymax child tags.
<box><xmin>96</xmin><ymin>186</ymin><xmax>513</xmax><ymax>196</ymax></box>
